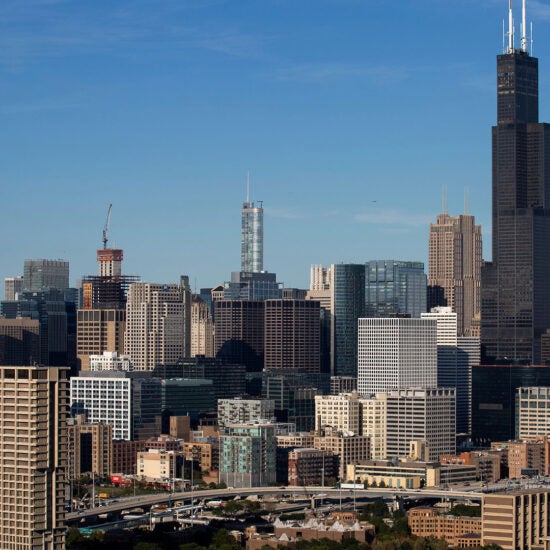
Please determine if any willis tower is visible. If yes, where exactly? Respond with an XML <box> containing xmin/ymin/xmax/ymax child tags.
<box><xmin>481</xmin><ymin>0</ymin><xmax>550</xmax><ymax>364</ymax></box>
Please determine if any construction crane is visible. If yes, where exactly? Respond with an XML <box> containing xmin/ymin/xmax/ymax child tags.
<box><xmin>102</xmin><ymin>203</ymin><xmax>112</xmax><ymax>249</ymax></box>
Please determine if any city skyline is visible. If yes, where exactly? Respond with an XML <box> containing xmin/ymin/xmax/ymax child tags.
<box><xmin>1</xmin><ymin>1</ymin><xmax>550</xmax><ymax>290</ymax></box>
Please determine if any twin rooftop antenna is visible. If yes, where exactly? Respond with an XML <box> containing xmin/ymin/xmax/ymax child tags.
<box><xmin>505</xmin><ymin>0</ymin><xmax>532</xmax><ymax>54</ymax></box>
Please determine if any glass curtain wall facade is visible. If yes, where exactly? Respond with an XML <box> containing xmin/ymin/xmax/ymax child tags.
<box><xmin>481</xmin><ymin>47</ymin><xmax>550</xmax><ymax>364</ymax></box>
<box><xmin>331</xmin><ymin>264</ymin><xmax>365</xmax><ymax>377</ymax></box>
<box><xmin>241</xmin><ymin>202</ymin><xmax>264</xmax><ymax>273</ymax></box>
<box><xmin>366</xmin><ymin>260</ymin><xmax>427</xmax><ymax>318</ymax></box>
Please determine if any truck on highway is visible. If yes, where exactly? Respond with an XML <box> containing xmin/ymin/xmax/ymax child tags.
<box><xmin>338</xmin><ymin>483</ymin><xmax>364</xmax><ymax>489</ymax></box>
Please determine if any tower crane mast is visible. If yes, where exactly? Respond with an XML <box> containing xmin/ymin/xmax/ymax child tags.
<box><xmin>102</xmin><ymin>203</ymin><xmax>112</xmax><ymax>249</ymax></box>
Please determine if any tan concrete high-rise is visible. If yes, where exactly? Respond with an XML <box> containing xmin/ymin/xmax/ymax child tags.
<box><xmin>68</xmin><ymin>420</ymin><xmax>113</xmax><ymax>478</ymax></box>
<box><xmin>482</xmin><ymin>489</ymin><xmax>550</xmax><ymax>550</ymax></box>
<box><xmin>428</xmin><ymin>212</ymin><xmax>482</xmax><ymax>337</ymax></box>
<box><xmin>77</xmin><ymin>309</ymin><xmax>126</xmax><ymax>370</ymax></box>
<box><xmin>0</xmin><ymin>366</ymin><xmax>68</xmax><ymax>550</ymax></box>
<box><xmin>191</xmin><ymin>295</ymin><xmax>214</xmax><ymax>357</ymax></box>
<box><xmin>4</xmin><ymin>276</ymin><xmax>23</xmax><ymax>300</ymax></box>
<box><xmin>264</xmin><ymin>299</ymin><xmax>321</xmax><ymax>373</ymax></box>
<box><xmin>125</xmin><ymin>281</ymin><xmax>191</xmax><ymax>370</ymax></box>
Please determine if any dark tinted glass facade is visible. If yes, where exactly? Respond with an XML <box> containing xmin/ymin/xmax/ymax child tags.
<box><xmin>471</xmin><ymin>364</ymin><xmax>550</xmax><ymax>444</ymax></box>
<box><xmin>481</xmin><ymin>50</ymin><xmax>550</xmax><ymax>364</ymax></box>
<box><xmin>331</xmin><ymin>264</ymin><xmax>365</xmax><ymax>377</ymax></box>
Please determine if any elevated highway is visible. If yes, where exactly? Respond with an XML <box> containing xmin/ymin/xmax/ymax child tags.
<box><xmin>67</xmin><ymin>485</ymin><xmax>482</xmax><ymax>525</ymax></box>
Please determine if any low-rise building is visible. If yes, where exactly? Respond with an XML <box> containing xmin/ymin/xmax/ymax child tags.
<box><xmin>347</xmin><ymin>459</ymin><xmax>477</xmax><ymax>488</ymax></box>
<box><xmin>137</xmin><ymin>449</ymin><xmax>184</xmax><ymax>481</ymax></box>
<box><xmin>247</xmin><ymin>514</ymin><xmax>373</xmax><ymax>549</ymax></box>
<box><xmin>276</xmin><ymin>433</ymin><xmax>315</xmax><ymax>449</ymax></box>
<box><xmin>408</xmin><ymin>507</ymin><xmax>481</xmax><ymax>547</ymax></box>
<box><xmin>288</xmin><ymin>448</ymin><xmax>338</xmax><ymax>486</ymax></box>
<box><xmin>184</xmin><ymin>440</ymin><xmax>219</xmax><ymax>473</ymax></box>
<box><xmin>314</xmin><ymin>427</ymin><xmax>370</xmax><ymax>480</ymax></box>
<box><xmin>112</xmin><ymin>440</ymin><xmax>149</xmax><ymax>475</ymax></box>
<box><xmin>439</xmin><ymin>451</ymin><xmax>502</xmax><ymax>482</ymax></box>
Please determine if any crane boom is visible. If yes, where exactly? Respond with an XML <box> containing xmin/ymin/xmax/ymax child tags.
<box><xmin>102</xmin><ymin>203</ymin><xmax>112</xmax><ymax>249</ymax></box>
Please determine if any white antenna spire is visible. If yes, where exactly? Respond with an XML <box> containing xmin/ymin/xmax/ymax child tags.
<box><xmin>503</xmin><ymin>19</ymin><xmax>506</xmax><ymax>53</ymax></box>
<box><xmin>521</xmin><ymin>0</ymin><xmax>527</xmax><ymax>52</ymax></box>
<box><xmin>246</xmin><ymin>171</ymin><xmax>250</xmax><ymax>204</ymax></box>
<box><xmin>508</xmin><ymin>0</ymin><xmax>514</xmax><ymax>52</ymax></box>
<box><xmin>531</xmin><ymin>21</ymin><xmax>533</xmax><ymax>55</ymax></box>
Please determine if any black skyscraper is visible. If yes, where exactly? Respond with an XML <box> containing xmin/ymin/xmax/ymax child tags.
<box><xmin>481</xmin><ymin>31</ymin><xmax>550</xmax><ymax>364</ymax></box>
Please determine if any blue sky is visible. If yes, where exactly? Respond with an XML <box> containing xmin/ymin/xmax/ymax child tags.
<box><xmin>1</xmin><ymin>0</ymin><xmax>550</xmax><ymax>290</ymax></box>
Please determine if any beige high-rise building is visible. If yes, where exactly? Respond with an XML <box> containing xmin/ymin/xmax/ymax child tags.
<box><xmin>428</xmin><ymin>212</ymin><xmax>482</xmax><ymax>337</ymax></box>
<box><xmin>360</xmin><ymin>394</ymin><xmax>387</xmax><ymax>460</ymax></box>
<box><xmin>306</xmin><ymin>264</ymin><xmax>332</xmax><ymax>312</ymax></box>
<box><xmin>482</xmin><ymin>489</ymin><xmax>550</xmax><ymax>550</ymax></box>
<box><xmin>0</xmin><ymin>366</ymin><xmax>68</xmax><ymax>550</ymax></box>
<box><xmin>68</xmin><ymin>421</ymin><xmax>113</xmax><ymax>478</ymax></box>
<box><xmin>77</xmin><ymin>309</ymin><xmax>126</xmax><ymax>370</ymax></box>
<box><xmin>313</xmin><ymin>426</ymin><xmax>370</xmax><ymax>480</ymax></box>
<box><xmin>190</xmin><ymin>295</ymin><xmax>214</xmax><ymax>357</ymax></box>
<box><xmin>125</xmin><ymin>281</ymin><xmax>191</xmax><ymax>370</ymax></box>
<box><xmin>385</xmin><ymin>387</ymin><xmax>456</xmax><ymax>461</ymax></box>
<box><xmin>4</xmin><ymin>276</ymin><xmax>23</xmax><ymax>300</ymax></box>
<box><xmin>314</xmin><ymin>393</ymin><xmax>362</xmax><ymax>434</ymax></box>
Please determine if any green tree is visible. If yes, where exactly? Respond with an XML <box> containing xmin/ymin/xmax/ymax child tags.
<box><xmin>207</xmin><ymin>529</ymin><xmax>239</xmax><ymax>550</ymax></box>
<box><xmin>392</xmin><ymin>510</ymin><xmax>410</xmax><ymax>536</ymax></box>
<box><xmin>223</xmin><ymin>499</ymin><xmax>244</xmax><ymax>516</ymax></box>
<box><xmin>447</xmin><ymin>504</ymin><xmax>481</xmax><ymax>517</ymax></box>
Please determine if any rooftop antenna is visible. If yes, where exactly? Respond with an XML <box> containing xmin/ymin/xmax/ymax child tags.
<box><xmin>521</xmin><ymin>0</ymin><xmax>527</xmax><ymax>52</ymax></box>
<box><xmin>246</xmin><ymin>171</ymin><xmax>250</xmax><ymax>204</ymax></box>
<box><xmin>502</xmin><ymin>19</ymin><xmax>506</xmax><ymax>53</ymax></box>
<box><xmin>530</xmin><ymin>21</ymin><xmax>533</xmax><ymax>55</ymax></box>
<box><xmin>508</xmin><ymin>0</ymin><xmax>514</xmax><ymax>52</ymax></box>
<box><xmin>102</xmin><ymin>203</ymin><xmax>112</xmax><ymax>249</ymax></box>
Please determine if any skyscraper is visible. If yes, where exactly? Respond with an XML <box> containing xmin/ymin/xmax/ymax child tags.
<box><xmin>214</xmin><ymin>299</ymin><xmax>265</xmax><ymax>372</ymax></box>
<box><xmin>0</xmin><ymin>366</ymin><xmax>68</xmax><ymax>549</ymax></box>
<box><xmin>23</xmin><ymin>259</ymin><xmax>69</xmax><ymax>292</ymax></box>
<box><xmin>124</xmin><ymin>281</ymin><xmax>191</xmax><ymax>370</ymax></box>
<box><xmin>264</xmin><ymin>299</ymin><xmax>321</xmax><ymax>373</ymax></box>
<box><xmin>365</xmin><ymin>260</ymin><xmax>427</xmax><ymax>318</ymax></box>
<box><xmin>421</xmin><ymin>307</ymin><xmax>480</xmax><ymax>434</ymax></box>
<box><xmin>4</xmin><ymin>276</ymin><xmax>23</xmax><ymax>300</ymax></box>
<box><xmin>331</xmin><ymin>263</ymin><xmax>365</xmax><ymax>377</ymax></box>
<box><xmin>428</xmin><ymin>212</ymin><xmax>482</xmax><ymax>336</ymax></box>
<box><xmin>481</xmin><ymin>3</ymin><xmax>550</xmax><ymax>363</ymax></box>
<box><xmin>385</xmin><ymin>387</ymin><xmax>456</xmax><ymax>461</ymax></box>
<box><xmin>357</xmin><ymin>317</ymin><xmax>438</xmax><ymax>395</ymax></box>
<box><xmin>77</xmin><ymin>246</ymin><xmax>139</xmax><ymax>370</ymax></box>
<box><xmin>241</xmin><ymin>179</ymin><xmax>264</xmax><ymax>273</ymax></box>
